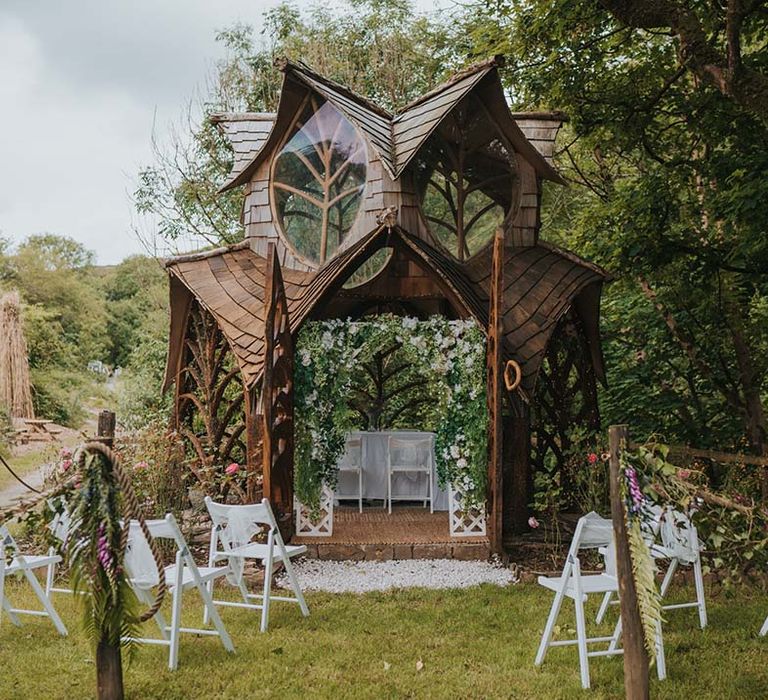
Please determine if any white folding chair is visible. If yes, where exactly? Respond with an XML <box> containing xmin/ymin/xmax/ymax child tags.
<box><xmin>204</xmin><ymin>497</ymin><xmax>309</xmax><ymax>633</ymax></box>
<box><xmin>337</xmin><ymin>435</ymin><xmax>364</xmax><ymax>513</ymax></box>
<box><xmin>596</xmin><ymin>505</ymin><xmax>707</xmax><ymax>629</ymax></box>
<box><xmin>534</xmin><ymin>512</ymin><xmax>666</xmax><ymax>689</ymax></box>
<box><xmin>386</xmin><ymin>435</ymin><xmax>433</xmax><ymax>514</ymax></box>
<box><xmin>0</xmin><ymin>525</ymin><xmax>68</xmax><ymax>636</ymax></box>
<box><xmin>45</xmin><ymin>506</ymin><xmax>78</xmax><ymax>596</ymax></box>
<box><xmin>123</xmin><ymin>513</ymin><xmax>234</xmax><ymax>670</ymax></box>
<box><xmin>760</xmin><ymin>614</ymin><xmax>768</xmax><ymax>637</ymax></box>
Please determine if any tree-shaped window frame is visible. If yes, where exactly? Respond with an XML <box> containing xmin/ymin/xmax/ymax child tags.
<box><xmin>271</xmin><ymin>94</ymin><xmax>368</xmax><ymax>267</ymax></box>
<box><xmin>415</xmin><ymin>97</ymin><xmax>522</xmax><ymax>262</ymax></box>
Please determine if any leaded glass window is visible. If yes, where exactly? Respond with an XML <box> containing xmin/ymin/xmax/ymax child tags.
<box><xmin>272</xmin><ymin>97</ymin><xmax>367</xmax><ymax>265</ymax></box>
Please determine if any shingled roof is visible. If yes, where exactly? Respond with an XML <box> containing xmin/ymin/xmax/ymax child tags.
<box><xmin>218</xmin><ymin>57</ymin><xmax>563</xmax><ymax>189</ymax></box>
<box><xmin>165</xmin><ymin>230</ymin><xmax>608</xmax><ymax>397</ymax></box>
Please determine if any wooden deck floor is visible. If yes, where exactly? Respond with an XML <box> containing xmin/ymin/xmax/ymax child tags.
<box><xmin>292</xmin><ymin>505</ymin><xmax>490</xmax><ymax>560</ymax></box>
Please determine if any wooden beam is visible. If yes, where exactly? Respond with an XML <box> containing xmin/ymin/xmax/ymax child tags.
<box><xmin>503</xmin><ymin>398</ymin><xmax>531</xmax><ymax>535</ymax></box>
<box><xmin>262</xmin><ymin>243</ymin><xmax>295</xmax><ymax>537</ymax></box>
<box><xmin>609</xmin><ymin>424</ymin><xmax>650</xmax><ymax>700</ymax></box>
<box><xmin>486</xmin><ymin>228</ymin><xmax>504</xmax><ymax>553</ymax></box>
<box><xmin>629</xmin><ymin>441</ymin><xmax>768</xmax><ymax>467</ymax></box>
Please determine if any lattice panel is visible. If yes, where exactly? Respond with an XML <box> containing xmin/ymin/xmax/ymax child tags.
<box><xmin>295</xmin><ymin>484</ymin><xmax>334</xmax><ymax>537</ymax></box>
<box><xmin>449</xmin><ymin>484</ymin><xmax>487</xmax><ymax>537</ymax></box>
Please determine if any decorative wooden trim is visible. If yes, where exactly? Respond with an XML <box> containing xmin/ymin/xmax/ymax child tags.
<box><xmin>294</xmin><ymin>484</ymin><xmax>334</xmax><ymax>537</ymax></box>
<box><xmin>449</xmin><ymin>484</ymin><xmax>487</xmax><ymax>537</ymax></box>
<box><xmin>262</xmin><ymin>243</ymin><xmax>295</xmax><ymax>537</ymax></box>
<box><xmin>486</xmin><ymin>228</ymin><xmax>504</xmax><ymax>554</ymax></box>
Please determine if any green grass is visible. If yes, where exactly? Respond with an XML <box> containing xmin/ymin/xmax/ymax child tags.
<box><xmin>0</xmin><ymin>445</ymin><xmax>57</xmax><ymax>493</ymax></box>
<box><xmin>1</xmin><ymin>580</ymin><xmax>766</xmax><ymax>699</ymax></box>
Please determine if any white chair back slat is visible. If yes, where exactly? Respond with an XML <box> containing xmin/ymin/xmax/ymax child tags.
<box><xmin>569</xmin><ymin>511</ymin><xmax>614</xmax><ymax>554</ymax></box>
<box><xmin>205</xmin><ymin>499</ymin><xmax>272</xmax><ymax>551</ymax></box>
<box><xmin>389</xmin><ymin>437</ymin><xmax>431</xmax><ymax>467</ymax></box>
<box><xmin>125</xmin><ymin>521</ymin><xmax>162</xmax><ymax>590</ymax></box>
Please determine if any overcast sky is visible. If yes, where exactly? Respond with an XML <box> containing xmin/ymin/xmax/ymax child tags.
<box><xmin>0</xmin><ymin>0</ymin><xmax>447</xmax><ymax>265</ymax></box>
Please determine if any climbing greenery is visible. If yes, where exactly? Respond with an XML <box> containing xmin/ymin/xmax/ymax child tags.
<box><xmin>294</xmin><ymin>315</ymin><xmax>487</xmax><ymax>510</ymax></box>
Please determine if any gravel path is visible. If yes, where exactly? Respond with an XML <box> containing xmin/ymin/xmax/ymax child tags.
<box><xmin>277</xmin><ymin>557</ymin><xmax>519</xmax><ymax>594</ymax></box>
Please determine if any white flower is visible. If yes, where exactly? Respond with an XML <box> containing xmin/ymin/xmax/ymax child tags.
<box><xmin>321</xmin><ymin>331</ymin><xmax>334</xmax><ymax>349</ymax></box>
<box><xmin>402</xmin><ymin>316</ymin><xmax>418</xmax><ymax>330</ymax></box>
<box><xmin>300</xmin><ymin>350</ymin><xmax>312</xmax><ymax>366</ymax></box>
<box><xmin>456</xmin><ymin>457</ymin><xmax>468</xmax><ymax>469</ymax></box>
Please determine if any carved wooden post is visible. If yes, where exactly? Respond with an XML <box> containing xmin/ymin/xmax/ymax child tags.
<box><xmin>96</xmin><ymin>410</ymin><xmax>123</xmax><ymax>700</ymax></box>
<box><xmin>97</xmin><ymin>410</ymin><xmax>116</xmax><ymax>448</ymax></box>
<box><xmin>262</xmin><ymin>244</ymin><xmax>295</xmax><ymax>538</ymax></box>
<box><xmin>609</xmin><ymin>424</ymin><xmax>650</xmax><ymax>700</ymax></box>
<box><xmin>504</xmin><ymin>398</ymin><xmax>531</xmax><ymax>534</ymax></box>
<box><xmin>487</xmin><ymin>229</ymin><xmax>504</xmax><ymax>553</ymax></box>
<box><xmin>244</xmin><ymin>386</ymin><xmax>263</xmax><ymax>502</ymax></box>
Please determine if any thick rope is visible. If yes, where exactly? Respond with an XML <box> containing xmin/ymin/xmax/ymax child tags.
<box><xmin>77</xmin><ymin>441</ymin><xmax>166</xmax><ymax>623</ymax></box>
<box><xmin>0</xmin><ymin>451</ymin><xmax>41</xmax><ymax>494</ymax></box>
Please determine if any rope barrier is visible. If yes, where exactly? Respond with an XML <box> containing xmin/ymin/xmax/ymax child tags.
<box><xmin>76</xmin><ymin>442</ymin><xmax>166</xmax><ymax>623</ymax></box>
<box><xmin>0</xmin><ymin>451</ymin><xmax>42</xmax><ymax>494</ymax></box>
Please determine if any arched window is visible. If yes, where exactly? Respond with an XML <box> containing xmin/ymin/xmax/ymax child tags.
<box><xmin>414</xmin><ymin>97</ymin><xmax>520</xmax><ymax>261</ymax></box>
<box><xmin>272</xmin><ymin>97</ymin><xmax>367</xmax><ymax>266</ymax></box>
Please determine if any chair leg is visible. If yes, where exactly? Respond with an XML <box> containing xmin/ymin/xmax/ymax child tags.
<box><xmin>659</xmin><ymin>558</ymin><xmax>677</xmax><ymax>598</ymax></box>
<box><xmin>1</xmin><ymin>594</ymin><xmax>22</xmax><ymax>627</ymax></box>
<box><xmin>693</xmin><ymin>557</ymin><xmax>707</xmax><ymax>629</ymax></box>
<box><xmin>261</xmin><ymin>552</ymin><xmax>274</xmax><ymax>633</ymax></box>
<box><xmin>387</xmin><ymin>469</ymin><xmax>392</xmax><ymax>515</ymax></box>
<box><xmin>23</xmin><ymin>566</ymin><xmax>67</xmax><ymax>636</ymax></box>
<box><xmin>358</xmin><ymin>469</ymin><xmax>363</xmax><ymax>514</ymax></box>
<box><xmin>429</xmin><ymin>468</ymin><xmax>434</xmax><ymax>514</ymax></box>
<box><xmin>596</xmin><ymin>591</ymin><xmax>613</xmax><ymax>624</ymax></box>
<box><xmin>760</xmin><ymin>615</ymin><xmax>768</xmax><ymax>637</ymax></box>
<box><xmin>534</xmin><ymin>567</ymin><xmax>570</xmax><ymax>667</ymax></box>
<box><xmin>572</xmin><ymin>567</ymin><xmax>590</xmax><ymax>689</ymax></box>
<box><xmin>168</xmin><ymin>586</ymin><xmax>183</xmax><ymax>670</ymax></box>
<box><xmin>281</xmin><ymin>554</ymin><xmax>309</xmax><ymax>617</ymax></box>
<box><xmin>45</xmin><ymin>549</ymin><xmax>56</xmax><ymax>596</ymax></box>
<box><xmin>655</xmin><ymin>620</ymin><xmax>667</xmax><ymax>681</ymax></box>
<box><xmin>608</xmin><ymin>615</ymin><xmax>622</xmax><ymax>652</ymax></box>
<box><xmin>198</xmin><ymin>580</ymin><xmax>234</xmax><ymax>653</ymax></box>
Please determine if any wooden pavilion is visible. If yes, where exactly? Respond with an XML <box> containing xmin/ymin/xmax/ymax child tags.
<box><xmin>163</xmin><ymin>56</ymin><xmax>609</xmax><ymax>554</ymax></box>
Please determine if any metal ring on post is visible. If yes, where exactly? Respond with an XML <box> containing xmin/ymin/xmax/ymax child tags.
<box><xmin>504</xmin><ymin>359</ymin><xmax>522</xmax><ymax>392</ymax></box>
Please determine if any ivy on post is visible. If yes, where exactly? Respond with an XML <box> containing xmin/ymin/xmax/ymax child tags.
<box><xmin>608</xmin><ymin>424</ymin><xmax>650</xmax><ymax>700</ymax></box>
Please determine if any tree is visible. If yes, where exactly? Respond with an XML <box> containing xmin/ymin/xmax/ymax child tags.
<box><xmin>465</xmin><ymin>1</ymin><xmax>768</xmax><ymax>489</ymax></box>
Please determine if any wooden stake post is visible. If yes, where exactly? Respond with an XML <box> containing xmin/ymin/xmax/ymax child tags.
<box><xmin>95</xmin><ymin>410</ymin><xmax>124</xmax><ymax>700</ymax></box>
<box><xmin>608</xmin><ymin>424</ymin><xmax>650</xmax><ymax>700</ymax></box>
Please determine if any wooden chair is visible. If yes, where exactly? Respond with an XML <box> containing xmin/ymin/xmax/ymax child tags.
<box><xmin>204</xmin><ymin>497</ymin><xmax>309</xmax><ymax>633</ymax></box>
<box><xmin>0</xmin><ymin>525</ymin><xmax>68</xmax><ymax>636</ymax></box>
<box><xmin>123</xmin><ymin>514</ymin><xmax>234</xmax><ymax>670</ymax></box>
<box><xmin>386</xmin><ymin>435</ymin><xmax>433</xmax><ymax>515</ymax></box>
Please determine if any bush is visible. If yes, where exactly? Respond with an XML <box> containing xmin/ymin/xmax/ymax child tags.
<box><xmin>29</xmin><ymin>367</ymin><xmax>91</xmax><ymax>426</ymax></box>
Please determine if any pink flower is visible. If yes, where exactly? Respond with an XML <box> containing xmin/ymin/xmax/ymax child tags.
<box><xmin>678</xmin><ymin>469</ymin><xmax>691</xmax><ymax>480</ymax></box>
<box><xmin>225</xmin><ymin>463</ymin><xmax>239</xmax><ymax>476</ymax></box>
<box><xmin>135</xmin><ymin>460</ymin><xmax>149</xmax><ymax>471</ymax></box>
<box><xmin>528</xmin><ymin>516</ymin><xmax>540</xmax><ymax>529</ymax></box>
<box><xmin>587</xmin><ymin>452</ymin><xmax>598</xmax><ymax>464</ymax></box>
<box><xmin>61</xmin><ymin>459</ymin><xmax>73</xmax><ymax>472</ymax></box>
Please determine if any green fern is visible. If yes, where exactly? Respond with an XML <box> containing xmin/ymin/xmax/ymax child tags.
<box><xmin>627</xmin><ymin>518</ymin><xmax>663</xmax><ymax>660</ymax></box>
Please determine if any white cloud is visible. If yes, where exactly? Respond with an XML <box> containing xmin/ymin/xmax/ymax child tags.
<box><xmin>0</xmin><ymin>0</ymin><xmax>455</xmax><ymax>264</ymax></box>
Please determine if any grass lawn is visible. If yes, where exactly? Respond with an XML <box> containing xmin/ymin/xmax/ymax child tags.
<box><xmin>1</xmin><ymin>579</ymin><xmax>766</xmax><ymax>699</ymax></box>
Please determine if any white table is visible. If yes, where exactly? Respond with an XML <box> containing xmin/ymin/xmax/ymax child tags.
<box><xmin>335</xmin><ymin>430</ymin><xmax>449</xmax><ymax>511</ymax></box>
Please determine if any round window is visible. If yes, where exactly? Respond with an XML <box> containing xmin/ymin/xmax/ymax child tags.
<box><xmin>272</xmin><ymin>98</ymin><xmax>367</xmax><ymax>266</ymax></box>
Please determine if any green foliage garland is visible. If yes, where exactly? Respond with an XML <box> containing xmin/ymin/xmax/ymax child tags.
<box><xmin>295</xmin><ymin>315</ymin><xmax>487</xmax><ymax>510</ymax></box>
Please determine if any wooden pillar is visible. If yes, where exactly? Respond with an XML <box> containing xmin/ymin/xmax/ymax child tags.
<box><xmin>262</xmin><ymin>244</ymin><xmax>295</xmax><ymax>538</ymax></box>
<box><xmin>609</xmin><ymin>424</ymin><xmax>650</xmax><ymax>699</ymax></box>
<box><xmin>503</xmin><ymin>398</ymin><xmax>531</xmax><ymax>535</ymax></box>
<box><xmin>97</xmin><ymin>410</ymin><xmax>116</xmax><ymax>448</ymax></box>
<box><xmin>244</xmin><ymin>385</ymin><xmax>263</xmax><ymax>503</ymax></box>
<box><xmin>486</xmin><ymin>229</ymin><xmax>504</xmax><ymax>554</ymax></box>
<box><xmin>95</xmin><ymin>410</ymin><xmax>124</xmax><ymax>700</ymax></box>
